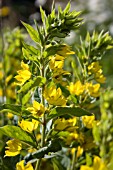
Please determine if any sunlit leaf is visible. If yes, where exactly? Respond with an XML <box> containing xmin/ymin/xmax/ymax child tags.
<box><xmin>0</xmin><ymin>125</ymin><xmax>36</xmax><ymax>146</ymax></box>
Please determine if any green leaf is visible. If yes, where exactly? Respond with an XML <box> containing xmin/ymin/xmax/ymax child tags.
<box><xmin>18</xmin><ymin>76</ymin><xmax>46</xmax><ymax>93</ymax></box>
<box><xmin>22</xmin><ymin>21</ymin><xmax>39</xmax><ymax>43</ymax></box>
<box><xmin>0</xmin><ymin>125</ymin><xmax>36</xmax><ymax>146</ymax></box>
<box><xmin>22</xmin><ymin>41</ymin><xmax>39</xmax><ymax>56</ymax></box>
<box><xmin>32</xmin><ymin>139</ymin><xmax>61</xmax><ymax>159</ymax></box>
<box><xmin>22</xmin><ymin>91</ymin><xmax>31</xmax><ymax>105</ymax></box>
<box><xmin>40</xmin><ymin>6</ymin><xmax>47</xmax><ymax>26</ymax></box>
<box><xmin>63</xmin><ymin>2</ymin><xmax>71</xmax><ymax>15</ymax></box>
<box><xmin>52</xmin><ymin>158</ymin><xmax>64</xmax><ymax>170</ymax></box>
<box><xmin>47</xmin><ymin>107</ymin><xmax>91</xmax><ymax>120</ymax></box>
<box><xmin>34</xmin><ymin>20</ymin><xmax>44</xmax><ymax>45</ymax></box>
<box><xmin>0</xmin><ymin>104</ymin><xmax>31</xmax><ymax>117</ymax></box>
<box><xmin>0</xmin><ymin>104</ymin><xmax>21</xmax><ymax>115</ymax></box>
<box><xmin>22</xmin><ymin>48</ymin><xmax>38</xmax><ymax>61</ymax></box>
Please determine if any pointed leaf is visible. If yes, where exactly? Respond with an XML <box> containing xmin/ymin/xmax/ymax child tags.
<box><xmin>22</xmin><ymin>21</ymin><xmax>39</xmax><ymax>43</ymax></box>
<box><xmin>22</xmin><ymin>91</ymin><xmax>31</xmax><ymax>105</ymax></box>
<box><xmin>22</xmin><ymin>48</ymin><xmax>38</xmax><ymax>61</ymax></box>
<box><xmin>0</xmin><ymin>125</ymin><xmax>36</xmax><ymax>146</ymax></box>
<box><xmin>0</xmin><ymin>104</ymin><xmax>21</xmax><ymax>115</ymax></box>
<box><xmin>47</xmin><ymin>107</ymin><xmax>91</xmax><ymax>120</ymax></box>
<box><xmin>22</xmin><ymin>41</ymin><xmax>39</xmax><ymax>56</ymax></box>
<box><xmin>63</xmin><ymin>2</ymin><xmax>71</xmax><ymax>15</ymax></box>
<box><xmin>0</xmin><ymin>104</ymin><xmax>31</xmax><ymax>117</ymax></box>
<box><xmin>18</xmin><ymin>76</ymin><xmax>46</xmax><ymax>93</ymax></box>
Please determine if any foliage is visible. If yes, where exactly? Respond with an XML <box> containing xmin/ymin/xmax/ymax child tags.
<box><xmin>0</xmin><ymin>2</ymin><xmax>113</xmax><ymax>170</ymax></box>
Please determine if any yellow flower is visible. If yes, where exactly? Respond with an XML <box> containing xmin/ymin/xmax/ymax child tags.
<box><xmin>52</xmin><ymin>68</ymin><xmax>70</xmax><ymax>86</ymax></box>
<box><xmin>66</xmin><ymin>132</ymin><xmax>78</xmax><ymax>145</ymax></box>
<box><xmin>80</xmin><ymin>156</ymin><xmax>108</xmax><ymax>170</ymax></box>
<box><xmin>71</xmin><ymin>146</ymin><xmax>83</xmax><ymax>158</ymax></box>
<box><xmin>16</xmin><ymin>160</ymin><xmax>34</xmax><ymax>170</ymax></box>
<box><xmin>57</xmin><ymin>44</ymin><xmax>75</xmax><ymax>57</ymax></box>
<box><xmin>68</xmin><ymin>81</ymin><xmax>85</xmax><ymax>96</ymax></box>
<box><xmin>27</xmin><ymin>100</ymin><xmax>45</xmax><ymax>117</ymax></box>
<box><xmin>95</xmin><ymin>70</ymin><xmax>106</xmax><ymax>83</ymax></box>
<box><xmin>15</xmin><ymin>61</ymin><xmax>31</xmax><ymax>86</ymax></box>
<box><xmin>82</xmin><ymin>115</ymin><xmax>95</xmax><ymax>129</ymax></box>
<box><xmin>7</xmin><ymin>112</ymin><xmax>14</xmax><ymax>119</ymax></box>
<box><xmin>0</xmin><ymin>71</ymin><xmax>3</xmax><ymax>80</ymax></box>
<box><xmin>49</xmin><ymin>55</ymin><xmax>64</xmax><ymax>70</ymax></box>
<box><xmin>0</xmin><ymin>89</ymin><xmax>3</xmax><ymax>96</ymax></box>
<box><xmin>86</xmin><ymin>83</ymin><xmax>100</xmax><ymax>97</ymax></box>
<box><xmin>6</xmin><ymin>75</ymin><xmax>13</xmax><ymax>85</ymax></box>
<box><xmin>88</xmin><ymin>62</ymin><xmax>106</xmax><ymax>84</ymax></box>
<box><xmin>54</xmin><ymin>117</ymin><xmax>77</xmax><ymax>131</ymax></box>
<box><xmin>44</xmin><ymin>84</ymin><xmax>66</xmax><ymax>106</ymax></box>
<box><xmin>18</xmin><ymin>119</ymin><xmax>39</xmax><ymax>133</ymax></box>
<box><xmin>5</xmin><ymin>139</ymin><xmax>22</xmax><ymax>157</ymax></box>
<box><xmin>0</xmin><ymin>6</ymin><xmax>10</xmax><ymax>17</ymax></box>
<box><xmin>88</xmin><ymin>62</ymin><xmax>101</xmax><ymax>74</ymax></box>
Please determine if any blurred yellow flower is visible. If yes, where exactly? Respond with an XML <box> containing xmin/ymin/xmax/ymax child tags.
<box><xmin>68</xmin><ymin>81</ymin><xmax>85</xmax><ymax>96</ymax></box>
<box><xmin>57</xmin><ymin>44</ymin><xmax>75</xmax><ymax>57</ymax></box>
<box><xmin>27</xmin><ymin>100</ymin><xmax>45</xmax><ymax>117</ymax></box>
<box><xmin>5</xmin><ymin>139</ymin><xmax>22</xmax><ymax>157</ymax></box>
<box><xmin>7</xmin><ymin>112</ymin><xmax>14</xmax><ymax>119</ymax></box>
<box><xmin>15</xmin><ymin>61</ymin><xmax>31</xmax><ymax>86</ymax></box>
<box><xmin>88</xmin><ymin>62</ymin><xmax>106</xmax><ymax>83</ymax></box>
<box><xmin>86</xmin><ymin>83</ymin><xmax>100</xmax><ymax>98</ymax></box>
<box><xmin>82</xmin><ymin>115</ymin><xmax>95</xmax><ymax>129</ymax></box>
<box><xmin>49</xmin><ymin>55</ymin><xmax>64</xmax><ymax>70</ymax></box>
<box><xmin>80</xmin><ymin>156</ymin><xmax>108</xmax><ymax>170</ymax></box>
<box><xmin>44</xmin><ymin>84</ymin><xmax>66</xmax><ymax>106</ymax></box>
<box><xmin>18</xmin><ymin>119</ymin><xmax>39</xmax><ymax>133</ymax></box>
<box><xmin>54</xmin><ymin>117</ymin><xmax>77</xmax><ymax>131</ymax></box>
<box><xmin>0</xmin><ymin>6</ymin><xmax>10</xmax><ymax>17</ymax></box>
<box><xmin>16</xmin><ymin>160</ymin><xmax>34</xmax><ymax>170</ymax></box>
<box><xmin>71</xmin><ymin>146</ymin><xmax>83</xmax><ymax>158</ymax></box>
<box><xmin>66</xmin><ymin>132</ymin><xmax>78</xmax><ymax>145</ymax></box>
<box><xmin>0</xmin><ymin>89</ymin><xmax>3</xmax><ymax>96</ymax></box>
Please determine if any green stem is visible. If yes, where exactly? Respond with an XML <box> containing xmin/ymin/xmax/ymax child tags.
<box><xmin>71</xmin><ymin>150</ymin><xmax>76</xmax><ymax>170</ymax></box>
<box><xmin>35</xmin><ymin>50</ymin><xmax>46</xmax><ymax>170</ymax></box>
<box><xmin>35</xmin><ymin>159</ymin><xmax>41</xmax><ymax>170</ymax></box>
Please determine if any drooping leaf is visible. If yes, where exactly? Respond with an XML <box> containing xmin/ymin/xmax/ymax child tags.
<box><xmin>47</xmin><ymin>107</ymin><xmax>91</xmax><ymax>120</ymax></box>
<box><xmin>0</xmin><ymin>125</ymin><xmax>36</xmax><ymax>147</ymax></box>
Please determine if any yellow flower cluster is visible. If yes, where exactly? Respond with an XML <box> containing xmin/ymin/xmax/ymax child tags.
<box><xmin>44</xmin><ymin>84</ymin><xmax>66</xmax><ymax>106</ymax></box>
<box><xmin>80</xmin><ymin>156</ymin><xmax>108</xmax><ymax>170</ymax></box>
<box><xmin>5</xmin><ymin>139</ymin><xmax>22</xmax><ymax>157</ymax></box>
<box><xmin>68</xmin><ymin>80</ymin><xmax>100</xmax><ymax>98</ymax></box>
<box><xmin>27</xmin><ymin>100</ymin><xmax>45</xmax><ymax>118</ymax></box>
<box><xmin>15</xmin><ymin>61</ymin><xmax>31</xmax><ymax>86</ymax></box>
<box><xmin>88</xmin><ymin>62</ymin><xmax>106</xmax><ymax>83</ymax></box>
<box><xmin>49</xmin><ymin>45</ymin><xmax>74</xmax><ymax>85</ymax></box>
